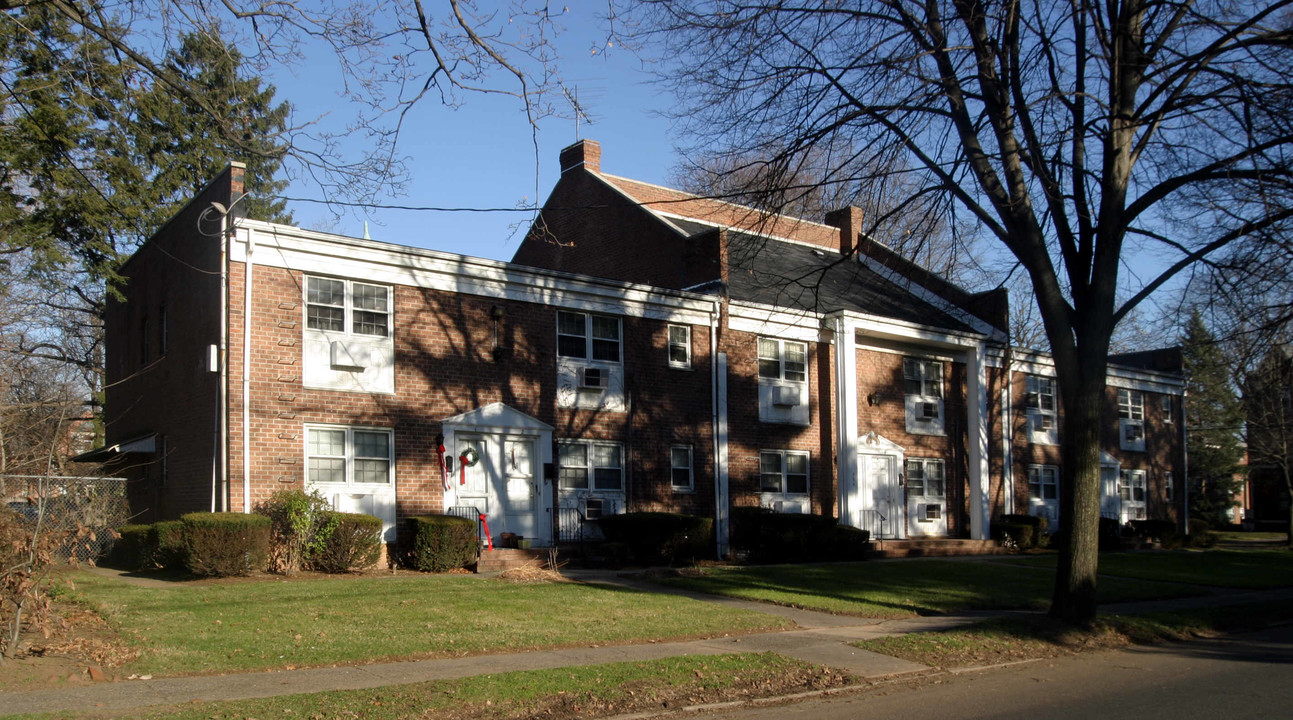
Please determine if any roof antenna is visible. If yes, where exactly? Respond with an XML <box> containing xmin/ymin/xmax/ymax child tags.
<box><xmin>563</xmin><ymin>86</ymin><xmax>592</xmax><ymax>141</ymax></box>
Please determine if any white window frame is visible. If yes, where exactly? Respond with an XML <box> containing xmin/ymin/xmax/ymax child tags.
<box><xmin>670</xmin><ymin>444</ymin><xmax>694</xmax><ymax>492</ymax></box>
<box><xmin>557</xmin><ymin>440</ymin><xmax>624</xmax><ymax>492</ymax></box>
<box><xmin>904</xmin><ymin>458</ymin><xmax>947</xmax><ymax>498</ymax></box>
<box><xmin>305</xmin><ymin>425</ymin><xmax>394</xmax><ymax>487</ymax></box>
<box><xmin>1028</xmin><ymin>464</ymin><xmax>1059</xmax><ymax>503</ymax></box>
<box><xmin>1160</xmin><ymin>395</ymin><xmax>1173</xmax><ymax>423</ymax></box>
<box><xmin>1025</xmin><ymin>375</ymin><xmax>1059</xmax><ymax>445</ymax></box>
<box><xmin>668</xmin><ymin>325</ymin><xmax>692</xmax><ymax>369</ymax></box>
<box><xmin>1118</xmin><ymin>389</ymin><xmax>1146</xmax><ymax>452</ymax></box>
<box><xmin>758</xmin><ymin>337</ymin><xmax>807</xmax><ymax>382</ymax></box>
<box><xmin>759</xmin><ymin>449</ymin><xmax>810</xmax><ymax>497</ymax></box>
<box><xmin>556</xmin><ymin>311</ymin><xmax>622</xmax><ymax>363</ymax></box>
<box><xmin>904</xmin><ymin>358</ymin><xmax>945</xmax><ymax>435</ymax></box>
<box><xmin>1118</xmin><ymin>468</ymin><xmax>1147</xmax><ymax>520</ymax></box>
<box><xmin>305</xmin><ymin>276</ymin><xmax>391</xmax><ymax>338</ymax></box>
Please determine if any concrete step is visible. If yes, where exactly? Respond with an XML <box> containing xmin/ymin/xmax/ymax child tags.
<box><xmin>864</xmin><ymin>538</ymin><xmax>1004</xmax><ymax>559</ymax></box>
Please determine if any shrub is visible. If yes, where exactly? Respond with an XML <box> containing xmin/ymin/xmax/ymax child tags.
<box><xmin>181</xmin><ymin>512</ymin><xmax>272</xmax><ymax>577</ymax></box>
<box><xmin>404</xmin><ymin>515</ymin><xmax>477</xmax><ymax>572</ymax></box>
<box><xmin>1000</xmin><ymin>514</ymin><xmax>1048</xmax><ymax>547</ymax></box>
<box><xmin>1186</xmin><ymin>518</ymin><xmax>1219</xmax><ymax>548</ymax></box>
<box><xmin>993</xmin><ymin>521</ymin><xmax>1035</xmax><ymax>549</ymax></box>
<box><xmin>255</xmin><ymin>489</ymin><xmax>334</xmax><ymax>575</ymax></box>
<box><xmin>597</xmin><ymin>512</ymin><xmax>713</xmax><ymax>565</ymax></box>
<box><xmin>149</xmin><ymin>520</ymin><xmax>186</xmax><ymax>570</ymax></box>
<box><xmin>1129</xmin><ymin>519</ymin><xmax>1179</xmax><ymax>542</ymax></box>
<box><xmin>109</xmin><ymin>524</ymin><xmax>153</xmax><ymax>570</ymax></box>
<box><xmin>1099</xmin><ymin>516</ymin><xmax>1123</xmax><ymax>552</ymax></box>
<box><xmin>310</xmin><ymin>512</ymin><xmax>382</xmax><ymax>573</ymax></box>
<box><xmin>730</xmin><ymin>507</ymin><xmax>866</xmax><ymax>563</ymax></box>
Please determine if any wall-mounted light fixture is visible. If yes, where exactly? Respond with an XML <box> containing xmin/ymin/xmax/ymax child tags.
<box><xmin>867</xmin><ymin>392</ymin><xmax>881</xmax><ymax>407</ymax></box>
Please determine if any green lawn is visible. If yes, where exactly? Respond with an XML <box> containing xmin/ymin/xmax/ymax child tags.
<box><xmin>1001</xmin><ymin>549</ymin><xmax>1293</xmax><ymax>588</ymax></box>
<box><xmin>65</xmin><ymin>572</ymin><xmax>791</xmax><ymax>677</ymax></box>
<box><xmin>653</xmin><ymin>560</ymin><xmax>1204</xmax><ymax>618</ymax></box>
<box><xmin>8</xmin><ymin>653</ymin><xmax>847</xmax><ymax>720</ymax></box>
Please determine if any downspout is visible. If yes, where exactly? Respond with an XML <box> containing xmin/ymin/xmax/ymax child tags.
<box><xmin>1181</xmin><ymin>388</ymin><xmax>1189</xmax><ymax>531</ymax></box>
<box><xmin>218</xmin><ymin>208</ymin><xmax>230</xmax><ymax>512</ymax></box>
<box><xmin>1002</xmin><ymin>341</ymin><xmax>1014</xmax><ymax>516</ymax></box>
<box><xmin>711</xmin><ymin>302</ymin><xmax>729</xmax><ymax>558</ymax></box>
<box><xmin>242</xmin><ymin>227</ymin><xmax>254</xmax><ymax>513</ymax></box>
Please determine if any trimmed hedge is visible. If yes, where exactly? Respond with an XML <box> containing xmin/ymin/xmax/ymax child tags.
<box><xmin>150</xmin><ymin>520</ymin><xmax>186</xmax><ymax>570</ymax></box>
<box><xmin>730</xmin><ymin>507</ymin><xmax>870</xmax><ymax>564</ymax></box>
<box><xmin>109</xmin><ymin>524</ymin><xmax>153</xmax><ymax>570</ymax></box>
<box><xmin>181</xmin><ymin>512</ymin><xmax>272</xmax><ymax>577</ymax></box>
<box><xmin>311</xmin><ymin>512</ymin><xmax>383</xmax><ymax>573</ymax></box>
<box><xmin>992</xmin><ymin>521</ymin><xmax>1035</xmax><ymax>549</ymax></box>
<box><xmin>597</xmin><ymin>512</ymin><xmax>713</xmax><ymax>566</ymax></box>
<box><xmin>404</xmin><ymin>515</ymin><xmax>477</xmax><ymax>572</ymax></box>
<box><xmin>1129</xmin><ymin>518</ymin><xmax>1178</xmax><ymax>542</ymax></box>
<box><xmin>1001</xmin><ymin>514</ymin><xmax>1048</xmax><ymax>546</ymax></box>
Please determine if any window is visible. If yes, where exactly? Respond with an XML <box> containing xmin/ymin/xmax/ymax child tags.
<box><xmin>1118</xmin><ymin>389</ymin><xmax>1146</xmax><ymax>451</ymax></box>
<box><xmin>306</xmin><ymin>426</ymin><xmax>393</xmax><ymax>485</ymax></box>
<box><xmin>1160</xmin><ymin>395</ymin><xmax>1173</xmax><ymax>423</ymax></box>
<box><xmin>904</xmin><ymin>358</ymin><xmax>945</xmax><ymax>434</ymax></box>
<box><xmin>905</xmin><ymin>458</ymin><xmax>946</xmax><ymax>497</ymax></box>
<box><xmin>306</xmin><ymin>277</ymin><xmax>390</xmax><ymax>337</ymax></box>
<box><xmin>671</xmin><ymin>445</ymin><xmax>693</xmax><ymax>491</ymax></box>
<box><xmin>758</xmin><ymin>338</ymin><xmax>807</xmax><ymax>382</ymax></box>
<box><xmin>668</xmin><ymin>325</ymin><xmax>691</xmax><ymax>368</ymax></box>
<box><xmin>1165</xmin><ymin>471</ymin><xmax>1174</xmax><ymax>502</ymax></box>
<box><xmin>759</xmin><ymin>450</ymin><xmax>809</xmax><ymax>495</ymax></box>
<box><xmin>1118</xmin><ymin>469</ymin><xmax>1147</xmax><ymax>520</ymax></box>
<box><xmin>1025</xmin><ymin>375</ymin><xmax>1058</xmax><ymax>443</ymax></box>
<box><xmin>558</xmin><ymin>441</ymin><xmax>623</xmax><ymax>491</ymax></box>
<box><xmin>557</xmin><ymin>311</ymin><xmax>621</xmax><ymax>362</ymax></box>
<box><xmin>1029</xmin><ymin>465</ymin><xmax>1059</xmax><ymax>502</ymax></box>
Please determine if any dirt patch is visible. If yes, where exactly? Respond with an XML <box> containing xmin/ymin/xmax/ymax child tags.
<box><xmin>0</xmin><ymin>603</ymin><xmax>139</xmax><ymax>693</ymax></box>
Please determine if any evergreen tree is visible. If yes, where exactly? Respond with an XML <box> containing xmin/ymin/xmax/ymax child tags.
<box><xmin>1181</xmin><ymin>312</ymin><xmax>1247</xmax><ymax>528</ymax></box>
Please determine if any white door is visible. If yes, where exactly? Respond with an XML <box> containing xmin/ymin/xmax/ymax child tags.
<box><xmin>906</xmin><ymin>458</ymin><xmax>948</xmax><ymax>537</ymax></box>
<box><xmin>500</xmin><ymin>437</ymin><xmax>538</xmax><ymax>540</ymax></box>
<box><xmin>1028</xmin><ymin>465</ymin><xmax>1060</xmax><ymax>530</ymax></box>
<box><xmin>859</xmin><ymin>453</ymin><xmax>905</xmax><ymax>539</ymax></box>
<box><xmin>455</xmin><ymin>434</ymin><xmax>540</xmax><ymax>545</ymax></box>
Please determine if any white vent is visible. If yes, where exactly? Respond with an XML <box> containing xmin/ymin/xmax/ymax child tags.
<box><xmin>580</xmin><ymin>366</ymin><xmax>608</xmax><ymax>390</ymax></box>
<box><xmin>772</xmin><ymin>385</ymin><xmax>801</xmax><ymax>407</ymax></box>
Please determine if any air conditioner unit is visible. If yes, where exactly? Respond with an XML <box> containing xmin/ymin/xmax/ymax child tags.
<box><xmin>580</xmin><ymin>366</ymin><xmax>608</xmax><ymax>390</ymax></box>
<box><xmin>583</xmin><ymin>497</ymin><xmax>604</xmax><ymax>520</ymax></box>
<box><xmin>772</xmin><ymin>385</ymin><xmax>801</xmax><ymax>407</ymax></box>
<box><xmin>330</xmin><ymin>341</ymin><xmax>368</xmax><ymax>371</ymax></box>
<box><xmin>773</xmin><ymin>500</ymin><xmax>805</xmax><ymax>514</ymax></box>
<box><xmin>919</xmin><ymin>402</ymin><xmax>939</xmax><ymax>420</ymax></box>
<box><xmin>924</xmin><ymin>503</ymin><xmax>942</xmax><ymax>521</ymax></box>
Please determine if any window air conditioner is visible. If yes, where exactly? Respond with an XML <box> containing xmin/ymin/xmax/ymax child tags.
<box><xmin>772</xmin><ymin>385</ymin><xmax>801</xmax><ymax>407</ymax></box>
<box><xmin>773</xmin><ymin>500</ymin><xmax>805</xmax><ymax>514</ymax></box>
<box><xmin>919</xmin><ymin>402</ymin><xmax>939</xmax><ymax>420</ymax></box>
<box><xmin>580</xmin><ymin>366</ymin><xmax>608</xmax><ymax>390</ymax></box>
<box><xmin>924</xmin><ymin>503</ymin><xmax>942</xmax><ymax>521</ymax></box>
<box><xmin>330</xmin><ymin>341</ymin><xmax>368</xmax><ymax>371</ymax></box>
<box><xmin>583</xmin><ymin>497</ymin><xmax>604</xmax><ymax>520</ymax></box>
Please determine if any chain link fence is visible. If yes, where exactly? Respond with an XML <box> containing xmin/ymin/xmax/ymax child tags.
<box><xmin>1</xmin><ymin>475</ymin><xmax>131</xmax><ymax>562</ymax></box>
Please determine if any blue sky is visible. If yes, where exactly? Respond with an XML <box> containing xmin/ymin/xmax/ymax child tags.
<box><xmin>268</xmin><ymin>8</ymin><xmax>676</xmax><ymax>263</ymax></box>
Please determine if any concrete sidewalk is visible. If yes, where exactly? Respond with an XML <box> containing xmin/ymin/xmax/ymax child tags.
<box><xmin>4</xmin><ymin>571</ymin><xmax>1292</xmax><ymax>716</ymax></box>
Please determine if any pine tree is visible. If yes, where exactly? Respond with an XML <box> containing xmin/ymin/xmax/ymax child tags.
<box><xmin>1181</xmin><ymin>312</ymin><xmax>1247</xmax><ymax>528</ymax></box>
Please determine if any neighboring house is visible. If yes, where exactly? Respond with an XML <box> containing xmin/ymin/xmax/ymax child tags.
<box><xmin>86</xmin><ymin>140</ymin><xmax>1186</xmax><ymax>553</ymax></box>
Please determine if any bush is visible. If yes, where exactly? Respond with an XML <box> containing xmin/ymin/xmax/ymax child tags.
<box><xmin>993</xmin><ymin>521</ymin><xmax>1035</xmax><ymax>549</ymax></box>
<box><xmin>181</xmin><ymin>512</ymin><xmax>272</xmax><ymax>577</ymax></box>
<box><xmin>1186</xmin><ymin>518</ymin><xmax>1219</xmax><ymax>548</ymax></box>
<box><xmin>109</xmin><ymin>524</ymin><xmax>153</xmax><ymax>570</ymax></box>
<box><xmin>1000</xmin><ymin>514</ymin><xmax>1048</xmax><ymax>547</ymax></box>
<box><xmin>597</xmin><ymin>512</ymin><xmax>713</xmax><ymax>565</ymax></box>
<box><xmin>1129</xmin><ymin>519</ymin><xmax>1179</xmax><ymax>542</ymax></box>
<box><xmin>310</xmin><ymin>512</ymin><xmax>383</xmax><ymax>573</ymax></box>
<box><xmin>730</xmin><ymin>507</ymin><xmax>867</xmax><ymax>563</ymax></box>
<box><xmin>1099</xmin><ymin>516</ymin><xmax>1124</xmax><ymax>552</ymax></box>
<box><xmin>404</xmin><ymin>515</ymin><xmax>477</xmax><ymax>572</ymax></box>
<box><xmin>150</xmin><ymin>520</ymin><xmax>186</xmax><ymax>570</ymax></box>
<box><xmin>255</xmin><ymin>489</ymin><xmax>334</xmax><ymax>575</ymax></box>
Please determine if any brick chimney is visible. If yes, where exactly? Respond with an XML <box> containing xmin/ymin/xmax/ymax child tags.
<box><xmin>824</xmin><ymin>206</ymin><xmax>865</xmax><ymax>256</ymax></box>
<box><xmin>559</xmin><ymin>139</ymin><xmax>601</xmax><ymax>174</ymax></box>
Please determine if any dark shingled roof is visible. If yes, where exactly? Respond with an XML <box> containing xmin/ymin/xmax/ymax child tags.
<box><xmin>723</xmin><ymin>234</ymin><xmax>976</xmax><ymax>333</ymax></box>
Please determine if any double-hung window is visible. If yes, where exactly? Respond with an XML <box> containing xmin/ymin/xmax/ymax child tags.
<box><xmin>1118</xmin><ymin>389</ymin><xmax>1146</xmax><ymax>451</ymax></box>
<box><xmin>668</xmin><ymin>325</ymin><xmax>691</xmax><ymax>368</ymax></box>
<box><xmin>558</xmin><ymin>440</ymin><xmax>623</xmax><ymax>491</ymax></box>
<box><xmin>306</xmin><ymin>277</ymin><xmax>390</xmax><ymax>337</ymax></box>
<box><xmin>1025</xmin><ymin>375</ymin><xmax>1058</xmax><ymax>444</ymax></box>
<box><xmin>1118</xmin><ymin>469</ymin><xmax>1147</xmax><ymax>520</ymax></box>
<box><xmin>904</xmin><ymin>358</ymin><xmax>945</xmax><ymax>434</ymax></box>
<box><xmin>905</xmin><ymin>458</ymin><xmax>946</xmax><ymax>498</ymax></box>
<box><xmin>670</xmin><ymin>445</ymin><xmax>694</xmax><ymax>492</ymax></box>
<box><xmin>557</xmin><ymin>311</ymin><xmax>621</xmax><ymax>362</ymax></box>
<box><xmin>306</xmin><ymin>426</ymin><xmax>393</xmax><ymax>486</ymax></box>
<box><xmin>759</xmin><ymin>450</ymin><xmax>809</xmax><ymax>495</ymax></box>
<box><xmin>1028</xmin><ymin>465</ymin><xmax>1059</xmax><ymax>503</ymax></box>
<box><xmin>758</xmin><ymin>338</ymin><xmax>807</xmax><ymax>381</ymax></box>
<box><xmin>1160</xmin><ymin>395</ymin><xmax>1173</xmax><ymax>423</ymax></box>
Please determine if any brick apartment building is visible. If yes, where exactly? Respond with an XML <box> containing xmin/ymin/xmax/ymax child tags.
<box><xmin>87</xmin><ymin>140</ymin><xmax>1187</xmax><ymax>553</ymax></box>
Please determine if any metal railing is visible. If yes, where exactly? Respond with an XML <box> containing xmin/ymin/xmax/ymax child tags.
<box><xmin>446</xmin><ymin>505</ymin><xmax>485</xmax><ymax>547</ymax></box>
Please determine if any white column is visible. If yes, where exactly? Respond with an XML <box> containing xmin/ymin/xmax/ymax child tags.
<box><xmin>715</xmin><ymin>352</ymin><xmax>730</xmax><ymax>557</ymax></box>
<box><xmin>966</xmin><ymin>343</ymin><xmax>991</xmax><ymax>540</ymax></box>
<box><xmin>833</xmin><ymin>316</ymin><xmax>860</xmax><ymax>526</ymax></box>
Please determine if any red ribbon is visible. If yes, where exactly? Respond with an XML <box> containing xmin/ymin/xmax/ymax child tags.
<box><xmin>459</xmin><ymin>453</ymin><xmax>468</xmax><ymax>484</ymax></box>
<box><xmin>437</xmin><ymin>445</ymin><xmax>449</xmax><ymax>491</ymax></box>
<box><xmin>479</xmin><ymin>513</ymin><xmax>493</xmax><ymax>551</ymax></box>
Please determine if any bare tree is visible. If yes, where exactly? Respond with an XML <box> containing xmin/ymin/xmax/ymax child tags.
<box><xmin>621</xmin><ymin>0</ymin><xmax>1293</xmax><ymax>622</ymax></box>
<box><xmin>1243</xmin><ymin>343</ymin><xmax>1293</xmax><ymax>548</ymax></box>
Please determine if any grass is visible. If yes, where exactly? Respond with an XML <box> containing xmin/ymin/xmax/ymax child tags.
<box><xmin>1215</xmin><ymin>530</ymin><xmax>1288</xmax><ymax>544</ymax></box>
<box><xmin>653</xmin><ymin>560</ymin><xmax>1204</xmax><ymax>618</ymax></box>
<box><xmin>855</xmin><ymin>600</ymin><xmax>1293</xmax><ymax>669</ymax></box>
<box><xmin>14</xmin><ymin>653</ymin><xmax>847</xmax><ymax>720</ymax></box>
<box><xmin>1001</xmin><ymin>548</ymin><xmax>1293</xmax><ymax>588</ymax></box>
<box><xmin>62</xmin><ymin>571</ymin><xmax>791</xmax><ymax>677</ymax></box>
